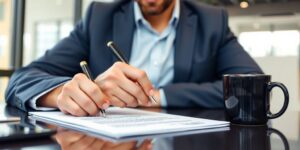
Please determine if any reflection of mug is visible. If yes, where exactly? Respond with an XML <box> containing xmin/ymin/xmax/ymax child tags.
<box><xmin>227</xmin><ymin>125</ymin><xmax>289</xmax><ymax>150</ymax></box>
<box><xmin>223</xmin><ymin>74</ymin><xmax>289</xmax><ymax>125</ymax></box>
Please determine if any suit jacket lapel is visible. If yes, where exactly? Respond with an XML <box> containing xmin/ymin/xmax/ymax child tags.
<box><xmin>174</xmin><ymin>2</ymin><xmax>198</xmax><ymax>83</ymax></box>
<box><xmin>112</xmin><ymin>1</ymin><xmax>135</xmax><ymax>63</ymax></box>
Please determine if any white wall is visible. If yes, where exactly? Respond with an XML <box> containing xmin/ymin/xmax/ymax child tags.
<box><xmin>255</xmin><ymin>57</ymin><xmax>300</xmax><ymax>111</ymax></box>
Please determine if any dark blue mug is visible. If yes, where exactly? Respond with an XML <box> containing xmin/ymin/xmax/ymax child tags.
<box><xmin>223</xmin><ymin>74</ymin><xmax>289</xmax><ymax>125</ymax></box>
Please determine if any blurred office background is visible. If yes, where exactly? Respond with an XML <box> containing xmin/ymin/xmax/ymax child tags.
<box><xmin>0</xmin><ymin>0</ymin><xmax>299</xmax><ymax>111</ymax></box>
<box><xmin>0</xmin><ymin>0</ymin><xmax>299</xmax><ymax>147</ymax></box>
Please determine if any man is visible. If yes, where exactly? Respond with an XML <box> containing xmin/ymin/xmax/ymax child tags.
<box><xmin>5</xmin><ymin>0</ymin><xmax>262</xmax><ymax>116</ymax></box>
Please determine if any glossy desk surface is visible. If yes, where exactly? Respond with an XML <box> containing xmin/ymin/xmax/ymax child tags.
<box><xmin>0</xmin><ymin>103</ymin><xmax>299</xmax><ymax>150</ymax></box>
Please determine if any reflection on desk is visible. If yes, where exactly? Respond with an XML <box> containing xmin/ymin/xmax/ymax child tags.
<box><xmin>0</xmin><ymin>104</ymin><xmax>299</xmax><ymax>150</ymax></box>
<box><xmin>53</xmin><ymin>128</ymin><xmax>153</xmax><ymax>150</ymax></box>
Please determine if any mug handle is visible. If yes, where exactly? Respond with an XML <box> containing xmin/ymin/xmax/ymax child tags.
<box><xmin>267</xmin><ymin>82</ymin><xmax>289</xmax><ymax>119</ymax></box>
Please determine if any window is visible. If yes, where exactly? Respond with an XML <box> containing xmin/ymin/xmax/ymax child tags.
<box><xmin>34</xmin><ymin>21</ymin><xmax>73</xmax><ymax>58</ymax></box>
<box><xmin>272</xmin><ymin>30</ymin><xmax>300</xmax><ymax>56</ymax></box>
<box><xmin>239</xmin><ymin>30</ymin><xmax>300</xmax><ymax>57</ymax></box>
<box><xmin>0</xmin><ymin>0</ymin><xmax>12</xmax><ymax>102</ymax></box>
<box><xmin>1</xmin><ymin>0</ymin><xmax>90</xmax><ymax>102</ymax></box>
<box><xmin>24</xmin><ymin>0</ymin><xmax>75</xmax><ymax>65</ymax></box>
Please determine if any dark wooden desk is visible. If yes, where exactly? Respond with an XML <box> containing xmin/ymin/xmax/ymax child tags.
<box><xmin>0</xmin><ymin>103</ymin><xmax>299</xmax><ymax>150</ymax></box>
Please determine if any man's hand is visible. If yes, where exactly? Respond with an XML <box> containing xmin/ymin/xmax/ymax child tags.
<box><xmin>95</xmin><ymin>62</ymin><xmax>156</xmax><ymax>107</ymax></box>
<box><xmin>38</xmin><ymin>73</ymin><xmax>109</xmax><ymax>116</ymax></box>
<box><xmin>38</xmin><ymin>62</ymin><xmax>160</xmax><ymax>116</ymax></box>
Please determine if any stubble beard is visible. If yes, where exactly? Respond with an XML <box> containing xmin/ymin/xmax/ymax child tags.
<box><xmin>137</xmin><ymin>0</ymin><xmax>174</xmax><ymax>16</ymax></box>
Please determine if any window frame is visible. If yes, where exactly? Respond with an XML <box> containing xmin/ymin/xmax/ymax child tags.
<box><xmin>0</xmin><ymin>0</ymin><xmax>83</xmax><ymax>78</ymax></box>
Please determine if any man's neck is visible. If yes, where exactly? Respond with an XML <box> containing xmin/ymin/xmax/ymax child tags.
<box><xmin>143</xmin><ymin>1</ymin><xmax>176</xmax><ymax>33</ymax></box>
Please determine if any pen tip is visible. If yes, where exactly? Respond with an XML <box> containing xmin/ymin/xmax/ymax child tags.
<box><xmin>107</xmin><ymin>41</ymin><xmax>113</xmax><ymax>47</ymax></box>
<box><xmin>80</xmin><ymin>61</ymin><xmax>87</xmax><ymax>66</ymax></box>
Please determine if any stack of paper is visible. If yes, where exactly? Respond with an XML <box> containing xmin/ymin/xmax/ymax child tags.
<box><xmin>29</xmin><ymin>107</ymin><xmax>228</xmax><ymax>139</ymax></box>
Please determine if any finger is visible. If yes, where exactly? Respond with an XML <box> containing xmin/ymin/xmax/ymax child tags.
<box><xmin>116</xmin><ymin>63</ymin><xmax>153</xmax><ymax>95</ymax></box>
<box><xmin>59</xmin><ymin>107</ymin><xmax>68</xmax><ymax>114</ymax></box>
<box><xmin>96</xmin><ymin>74</ymin><xmax>140</xmax><ymax>107</ymax></box>
<box><xmin>110</xmin><ymin>96</ymin><xmax>126</xmax><ymax>108</ymax></box>
<box><xmin>118</xmin><ymin>76</ymin><xmax>149</xmax><ymax>105</ymax></box>
<box><xmin>67</xmin><ymin>85</ymin><xmax>99</xmax><ymax>116</ymax></box>
<box><xmin>75</xmin><ymin>74</ymin><xmax>109</xmax><ymax>109</ymax></box>
<box><xmin>58</xmin><ymin>95</ymin><xmax>88</xmax><ymax>116</ymax></box>
<box><xmin>111</xmin><ymin>86</ymin><xmax>138</xmax><ymax>107</ymax></box>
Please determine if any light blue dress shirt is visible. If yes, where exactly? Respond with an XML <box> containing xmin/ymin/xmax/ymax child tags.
<box><xmin>29</xmin><ymin>0</ymin><xmax>180</xmax><ymax>110</ymax></box>
<box><xmin>130</xmin><ymin>0</ymin><xmax>180</xmax><ymax>106</ymax></box>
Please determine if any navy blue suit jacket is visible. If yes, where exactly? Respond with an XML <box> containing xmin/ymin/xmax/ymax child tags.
<box><xmin>5</xmin><ymin>0</ymin><xmax>262</xmax><ymax>111</ymax></box>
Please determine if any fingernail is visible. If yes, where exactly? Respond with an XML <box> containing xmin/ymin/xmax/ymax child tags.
<box><xmin>102</xmin><ymin>103</ymin><xmax>109</xmax><ymax>109</ymax></box>
<box><xmin>149</xmin><ymin>89</ymin><xmax>154</xmax><ymax>96</ymax></box>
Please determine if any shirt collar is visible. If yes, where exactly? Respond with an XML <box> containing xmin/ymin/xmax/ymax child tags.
<box><xmin>134</xmin><ymin>0</ymin><xmax>180</xmax><ymax>28</ymax></box>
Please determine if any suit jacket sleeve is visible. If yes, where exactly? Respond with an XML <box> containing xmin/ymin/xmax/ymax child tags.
<box><xmin>163</xmin><ymin>9</ymin><xmax>263</xmax><ymax>108</ymax></box>
<box><xmin>5</xmin><ymin>3</ymin><xmax>95</xmax><ymax>111</ymax></box>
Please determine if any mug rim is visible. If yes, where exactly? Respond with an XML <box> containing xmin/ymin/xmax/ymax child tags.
<box><xmin>223</xmin><ymin>74</ymin><xmax>270</xmax><ymax>77</ymax></box>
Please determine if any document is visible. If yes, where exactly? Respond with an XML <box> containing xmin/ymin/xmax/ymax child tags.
<box><xmin>29</xmin><ymin>107</ymin><xmax>229</xmax><ymax>139</ymax></box>
<box><xmin>0</xmin><ymin>116</ymin><xmax>20</xmax><ymax>123</ymax></box>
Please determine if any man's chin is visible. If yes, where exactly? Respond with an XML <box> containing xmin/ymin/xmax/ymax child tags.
<box><xmin>141</xmin><ymin>6</ymin><xmax>165</xmax><ymax>16</ymax></box>
<box><xmin>137</xmin><ymin>0</ymin><xmax>174</xmax><ymax>16</ymax></box>
<box><xmin>144</xmin><ymin>10</ymin><xmax>162</xmax><ymax>16</ymax></box>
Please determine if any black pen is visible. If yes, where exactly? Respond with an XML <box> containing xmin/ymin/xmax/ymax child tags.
<box><xmin>107</xmin><ymin>41</ymin><xmax>157</xmax><ymax>104</ymax></box>
<box><xmin>80</xmin><ymin>61</ymin><xmax>106</xmax><ymax>117</ymax></box>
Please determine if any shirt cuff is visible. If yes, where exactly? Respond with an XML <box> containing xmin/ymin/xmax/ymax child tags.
<box><xmin>28</xmin><ymin>82</ymin><xmax>66</xmax><ymax>111</ymax></box>
<box><xmin>159</xmin><ymin>89</ymin><xmax>168</xmax><ymax>107</ymax></box>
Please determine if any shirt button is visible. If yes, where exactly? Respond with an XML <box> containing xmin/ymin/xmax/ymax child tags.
<box><xmin>153</xmin><ymin>61</ymin><xmax>159</xmax><ymax>66</ymax></box>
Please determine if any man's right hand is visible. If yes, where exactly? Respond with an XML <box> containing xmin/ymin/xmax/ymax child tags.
<box><xmin>94</xmin><ymin>62</ymin><xmax>155</xmax><ymax>108</ymax></box>
<box><xmin>38</xmin><ymin>73</ymin><xmax>109</xmax><ymax>116</ymax></box>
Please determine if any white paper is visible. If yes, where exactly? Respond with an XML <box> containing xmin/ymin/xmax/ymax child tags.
<box><xmin>29</xmin><ymin>107</ymin><xmax>229</xmax><ymax>139</ymax></box>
